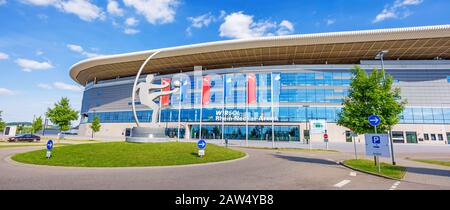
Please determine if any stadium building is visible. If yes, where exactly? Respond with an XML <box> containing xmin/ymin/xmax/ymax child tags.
<box><xmin>70</xmin><ymin>25</ymin><xmax>450</xmax><ymax>144</ymax></box>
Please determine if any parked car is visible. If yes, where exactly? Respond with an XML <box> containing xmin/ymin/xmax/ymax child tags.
<box><xmin>8</xmin><ymin>134</ymin><xmax>41</xmax><ymax>142</ymax></box>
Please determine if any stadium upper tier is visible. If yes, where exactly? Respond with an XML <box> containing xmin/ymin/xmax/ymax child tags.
<box><xmin>70</xmin><ymin>25</ymin><xmax>450</xmax><ymax>85</ymax></box>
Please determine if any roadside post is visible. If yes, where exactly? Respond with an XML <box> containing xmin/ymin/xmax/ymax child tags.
<box><xmin>323</xmin><ymin>132</ymin><xmax>329</xmax><ymax>150</ymax></box>
<box><xmin>197</xmin><ymin>139</ymin><xmax>206</xmax><ymax>157</ymax></box>
<box><xmin>46</xmin><ymin>139</ymin><xmax>54</xmax><ymax>159</ymax></box>
<box><xmin>351</xmin><ymin>131</ymin><xmax>358</xmax><ymax>160</ymax></box>
<box><xmin>368</xmin><ymin>115</ymin><xmax>381</xmax><ymax>166</ymax></box>
<box><xmin>225</xmin><ymin>138</ymin><xmax>229</xmax><ymax>148</ymax></box>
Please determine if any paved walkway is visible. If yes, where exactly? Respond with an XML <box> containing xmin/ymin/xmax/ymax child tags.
<box><xmin>0</xmin><ymin>145</ymin><xmax>447</xmax><ymax>190</ymax></box>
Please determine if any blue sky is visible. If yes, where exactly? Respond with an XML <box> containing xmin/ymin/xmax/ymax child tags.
<box><xmin>0</xmin><ymin>0</ymin><xmax>449</xmax><ymax>123</ymax></box>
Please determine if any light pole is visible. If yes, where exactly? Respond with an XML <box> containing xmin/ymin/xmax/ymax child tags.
<box><xmin>375</xmin><ymin>50</ymin><xmax>396</xmax><ymax>165</ymax></box>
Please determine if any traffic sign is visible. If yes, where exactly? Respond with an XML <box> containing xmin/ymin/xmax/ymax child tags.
<box><xmin>368</xmin><ymin>115</ymin><xmax>381</xmax><ymax>127</ymax></box>
<box><xmin>46</xmin><ymin>140</ymin><xmax>54</xmax><ymax>150</ymax></box>
<box><xmin>197</xmin><ymin>139</ymin><xmax>206</xmax><ymax>149</ymax></box>
<box><xmin>323</xmin><ymin>134</ymin><xmax>329</xmax><ymax>139</ymax></box>
<box><xmin>365</xmin><ymin>134</ymin><xmax>390</xmax><ymax>157</ymax></box>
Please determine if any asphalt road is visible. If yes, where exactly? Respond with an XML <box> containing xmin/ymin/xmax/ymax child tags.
<box><xmin>0</xmin><ymin>146</ymin><xmax>447</xmax><ymax>190</ymax></box>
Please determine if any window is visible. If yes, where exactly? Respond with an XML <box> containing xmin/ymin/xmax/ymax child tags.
<box><xmin>392</xmin><ymin>131</ymin><xmax>405</xmax><ymax>143</ymax></box>
<box><xmin>447</xmin><ymin>76</ymin><xmax>450</xmax><ymax>83</ymax></box>
<box><xmin>438</xmin><ymin>134</ymin><xmax>444</xmax><ymax>141</ymax></box>
<box><xmin>431</xmin><ymin>134</ymin><xmax>437</xmax><ymax>141</ymax></box>
<box><xmin>424</xmin><ymin>134</ymin><xmax>430</xmax><ymax>141</ymax></box>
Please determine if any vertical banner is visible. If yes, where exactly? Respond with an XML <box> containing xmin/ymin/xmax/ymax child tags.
<box><xmin>247</xmin><ymin>73</ymin><xmax>257</xmax><ymax>104</ymax></box>
<box><xmin>202</xmin><ymin>75</ymin><xmax>211</xmax><ymax>105</ymax></box>
<box><xmin>161</xmin><ymin>78</ymin><xmax>171</xmax><ymax>106</ymax></box>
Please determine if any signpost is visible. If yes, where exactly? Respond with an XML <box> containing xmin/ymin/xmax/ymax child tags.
<box><xmin>323</xmin><ymin>133</ymin><xmax>329</xmax><ymax>150</ymax></box>
<box><xmin>368</xmin><ymin>114</ymin><xmax>381</xmax><ymax>173</ymax></box>
<box><xmin>365</xmin><ymin>134</ymin><xmax>391</xmax><ymax>174</ymax></box>
<box><xmin>46</xmin><ymin>140</ymin><xmax>54</xmax><ymax>159</ymax></box>
<box><xmin>197</xmin><ymin>139</ymin><xmax>206</xmax><ymax>157</ymax></box>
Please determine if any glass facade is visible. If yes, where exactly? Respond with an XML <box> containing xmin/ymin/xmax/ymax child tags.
<box><xmin>83</xmin><ymin>69</ymin><xmax>450</xmax><ymax>141</ymax></box>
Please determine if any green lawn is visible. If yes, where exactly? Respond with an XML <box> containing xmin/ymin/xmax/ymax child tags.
<box><xmin>12</xmin><ymin>142</ymin><xmax>246</xmax><ymax>167</ymax></box>
<box><xmin>242</xmin><ymin>146</ymin><xmax>338</xmax><ymax>153</ymax></box>
<box><xmin>343</xmin><ymin>159</ymin><xmax>406</xmax><ymax>179</ymax></box>
<box><xmin>410</xmin><ymin>159</ymin><xmax>450</xmax><ymax>167</ymax></box>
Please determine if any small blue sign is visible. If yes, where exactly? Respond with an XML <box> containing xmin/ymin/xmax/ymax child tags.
<box><xmin>368</xmin><ymin>115</ymin><xmax>381</xmax><ymax>127</ymax></box>
<box><xmin>46</xmin><ymin>140</ymin><xmax>54</xmax><ymax>150</ymax></box>
<box><xmin>372</xmin><ymin>136</ymin><xmax>381</xmax><ymax>144</ymax></box>
<box><xmin>197</xmin><ymin>139</ymin><xmax>206</xmax><ymax>149</ymax></box>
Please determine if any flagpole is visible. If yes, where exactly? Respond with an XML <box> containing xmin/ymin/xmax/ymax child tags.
<box><xmin>199</xmin><ymin>73</ymin><xmax>203</xmax><ymax>140</ymax></box>
<box><xmin>177</xmin><ymin>72</ymin><xmax>182</xmax><ymax>142</ymax></box>
<box><xmin>222</xmin><ymin>74</ymin><xmax>225</xmax><ymax>142</ymax></box>
<box><xmin>245</xmin><ymin>74</ymin><xmax>249</xmax><ymax>147</ymax></box>
<box><xmin>271</xmin><ymin>73</ymin><xmax>275</xmax><ymax>148</ymax></box>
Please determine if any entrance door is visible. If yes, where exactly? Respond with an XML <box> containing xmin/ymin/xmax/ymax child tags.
<box><xmin>406</xmin><ymin>132</ymin><xmax>418</xmax><ymax>144</ymax></box>
<box><xmin>447</xmin><ymin>132</ymin><xmax>450</xmax><ymax>144</ymax></box>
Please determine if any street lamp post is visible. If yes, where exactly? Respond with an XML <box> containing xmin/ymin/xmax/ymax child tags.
<box><xmin>375</xmin><ymin>50</ymin><xmax>396</xmax><ymax>165</ymax></box>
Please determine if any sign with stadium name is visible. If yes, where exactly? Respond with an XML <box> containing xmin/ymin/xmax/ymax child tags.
<box><xmin>215</xmin><ymin>110</ymin><xmax>277</xmax><ymax>122</ymax></box>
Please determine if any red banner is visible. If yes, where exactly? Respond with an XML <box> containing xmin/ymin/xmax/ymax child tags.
<box><xmin>161</xmin><ymin>78</ymin><xmax>171</xmax><ymax>106</ymax></box>
<box><xmin>247</xmin><ymin>73</ymin><xmax>256</xmax><ymax>104</ymax></box>
<box><xmin>202</xmin><ymin>76</ymin><xmax>211</xmax><ymax>105</ymax></box>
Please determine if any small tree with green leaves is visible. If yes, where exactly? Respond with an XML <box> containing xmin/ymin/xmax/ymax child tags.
<box><xmin>31</xmin><ymin>116</ymin><xmax>43</xmax><ymax>134</ymax></box>
<box><xmin>90</xmin><ymin>115</ymin><xmax>101</xmax><ymax>139</ymax></box>
<box><xmin>0</xmin><ymin>111</ymin><xmax>5</xmax><ymax>132</ymax></box>
<box><xmin>46</xmin><ymin>97</ymin><xmax>79</xmax><ymax>132</ymax></box>
<box><xmin>338</xmin><ymin>66</ymin><xmax>406</xmax><ymax>135</ymax></box>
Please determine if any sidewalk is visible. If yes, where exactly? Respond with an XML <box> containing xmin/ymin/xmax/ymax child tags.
<box><xmin>396</xmin><ymin>158</ymin><xmax>450</xmax><ymax>188</ymax></box>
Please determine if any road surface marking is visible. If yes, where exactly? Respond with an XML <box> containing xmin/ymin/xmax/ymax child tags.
<box><xmin>389</xmin><ymin>181</ymin><xmax>401</xmax><ymax>190</ymax></box>
<box><xmin>334</xmin><ymin>180</ymin><xmax>351</xmax><ymax>188</ymax></box>
<box><xmin>349</xmin><ymin>172</ymin><xmax>357</xmax><ymax>177</ymax></box>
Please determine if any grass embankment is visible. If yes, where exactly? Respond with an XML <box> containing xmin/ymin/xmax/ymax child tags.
<box><xmin>343</xmin><ymin>159</ymin><xmax>406</xmax><ymax>179</ymax></box>
<box><xmin>409</xmin><ymin>159</ymin><xmax>450</xmax><ymax>167</ymax></box>
<box><xmin>242</xmin><ymin>146</ymin><xmax>338</xmax><ymax>153</ymax></box>
<box><xmin>12</xmin><ymin>142</ymin><xmax>246</xmax><ymax>167</ymax></box>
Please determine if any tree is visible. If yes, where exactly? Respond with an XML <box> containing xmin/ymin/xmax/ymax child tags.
<box><xmin>0</xmin><ymin>111</ymin><xmax>5</xmax><ymax>132</ymax></box>
<box><xmin>46</xmin><ymin>97</ymin><xmax>79</xmax><ymax>132</ymax></box>
<box><xmin>90</xmin><ymin>115</ymin><xmax>101</xmax><ymax>139</ymax></box>
<box><xmin>32</xmin><ymin>116</ymin><xmax>43</xmax><ymax>134</ymax></box>
<box><xmin>337</xmin><ymin>66</ymin><xmax>406</xmax><ymax>135</ymax></box>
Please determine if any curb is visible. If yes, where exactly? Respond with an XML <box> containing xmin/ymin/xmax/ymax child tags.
<box><xmin>339</xmin><ymin>161</ymin><xmax>403</xmax><ymax>181</ymax></box>
<box><xmin>6</xmin><ymin>151</ymin><xmax>249</xmax><ymax>170</ymax></box>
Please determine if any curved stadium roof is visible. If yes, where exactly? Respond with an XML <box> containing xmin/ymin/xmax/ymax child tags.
<box><xmin>70</xmin><ymin>25</ymin><xmax>450</xmax><ymax>85</ymax></box>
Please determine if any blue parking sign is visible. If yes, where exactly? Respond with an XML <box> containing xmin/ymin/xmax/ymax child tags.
<box><xmin>372</xmin><ymin>136</ymin><xmax>381</xmax><ymax>144</ymax></box>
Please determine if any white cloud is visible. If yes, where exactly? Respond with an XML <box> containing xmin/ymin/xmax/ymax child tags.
<box><xmin>186</xmin><ymin>13</ymin><xmax>215</xmax><ymax>35</ymax></box>
<box><xmin>37</xmin><ymin>83</ymin><xmax>53</xmax><ymax>90</ymax></box>
<box><xmin>123</xmin><ymin>0</ymin><xmax>179</xmax><ymax>24</ymax></box>
<box><xmin>326</xmin><ymin>19</ymin><xmax>336</xmax><ymax>25</ymax></box>
<box><xmin>124</xmin><ymin>28</ymin><xmax>140</xmax><ymax>35</ymax></box>
<box><xmin>20</xmin><ymin>0</ymin><xmax>60</xmax><ymax>6</ymax></box>
<box><xmin>53</xmin><ymin>82</ymin><xmax>83</xmax><ymax>92</ymax></box>
<box><xmin>15</xmin><ymin>58</ymin><xmax>53</xmax><ymax>72</ymax></box>
<box><xmin>20</xmin><ymin>0</ymin><xmax>105</xmax><ymax>22</ymax></box>
<box><xmin>67</xmin><ymin>44</ymin><xmax>103</xmax><ymax>58</ymax></box>
<box><xmin>125</xmin><ymin>17</ymin><xmax>139</xmax><ymax>26</ymax></box>
<box><xmin>0</xmin><ymin>0</ymin><xmax>7</xmax><ymax>5</ymax></box>
<box><xmin>60</xmin><ymin>0</ymin><xmax>105</xmax><ymax>21</ymax></box>
<box><xmin>36</xmin><ymin>50</ymin><xmax>44</xmax><ymax>55</ymax></box>
<box><xmin>0</xmin><ymin>52</ymin><xmax>9</xmax><ymax>60</ymax></box>
<box><xmin>373</xmin><ymin>0</ymin><xmax>423</xmax><ymax>23</ymax></box>
<box><xmin>107</xmin><ymin>0</ymin><xmax>124</xmax><ymax>16</ymax></box>
<box><xmin>219</xmin><ymin>12</ymin><xmax>295</xmax><ymax>39</ymax></box>
<box><xmin>0</xmin><ymin>88</ymin><xmax>15</xmax><ymax>95</ymax></box>
<box><xmin>277</xmin><ymin>20</ymin><xmax>294</xmax><ymax>35</ymax></box>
